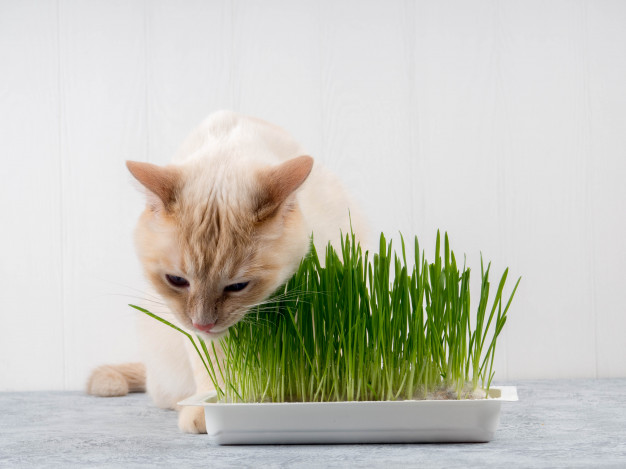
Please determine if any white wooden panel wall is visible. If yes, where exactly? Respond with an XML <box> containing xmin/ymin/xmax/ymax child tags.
<box><xmin>0</xmin><ymin>1</ymin><xmax>64</xmax><ymax>390</ymax></box>
<box><xmin>1</xmin><ymin>0</ymin><xmax>625</xmax><ymax>390</ymax></box>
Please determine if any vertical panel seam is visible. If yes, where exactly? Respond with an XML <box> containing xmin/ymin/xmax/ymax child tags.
<box><xmin>317</xmin><ymin>0</ymin><xmax>324</xmax><ymax>162</ymax></box>
<box><xmin>56</xmin><ymin>0</ymin><xmax>67</xmax><ymax>390</ymax></box>
<box><xmin>493</xmin><ymin>1</ymin><xmax>510</xmax><ymax>381</ymax></box>
<box><xmin>406</xmin><ymin>0</ymin><xmax>425</xmax><ymax>242</ymax></box>
<box><xmin>230</xmin><ymin>0</ymin><xmax>237</xmax><ymax>109</ymax></box>
<box><xmin>143</xmin><ymin>0</ymin><xmax>150</xmax><ymax>162</ymax></box>
<box><xmin>405</xmin><ymin>0</ymin><xmax>416</xmax><ymax>234</ymax></box>
<box><xmin>581</xmin><ymin>0</ymin><xmax>598</xmax><ymax>379</ymax></box>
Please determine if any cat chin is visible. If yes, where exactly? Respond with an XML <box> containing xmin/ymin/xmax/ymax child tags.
<box><xmin>196</xmin><ymin>329</ymin><xmax>229</xmax><ymax>341</ymax></box>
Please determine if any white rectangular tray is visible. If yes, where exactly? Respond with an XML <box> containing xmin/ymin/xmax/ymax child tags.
<box><xmin>178</xmin><ymin>386</ymin><xmax>517</xmax><ymax>445</ymax></box>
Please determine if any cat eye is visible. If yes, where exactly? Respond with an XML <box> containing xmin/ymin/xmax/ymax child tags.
<box><xmin>224</xmin><ymin>281</ymin><xmax>249</xmax><ymax>293</ymax></box>
<box><xmin>165</xmin><ymin>274</ymin><xmax>190</xmax><ymax>288</ymax></box>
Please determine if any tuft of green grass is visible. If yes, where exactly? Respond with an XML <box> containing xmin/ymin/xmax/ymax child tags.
<box><xmin>131</xmin><ymin>230</ymin><xmax>520</xmax><ymax>403</ymax></box>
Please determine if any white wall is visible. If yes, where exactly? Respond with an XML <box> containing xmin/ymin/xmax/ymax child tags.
<box><xmin>1</xmin><ymin>0</ymin><xmax>625</xmax><ymax>391</ymax></box>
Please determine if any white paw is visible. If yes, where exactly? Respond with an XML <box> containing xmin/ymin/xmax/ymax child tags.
<box><xmin>178</xmin><ymin>405</ymin><xmax>207</xmax><ymax>434</ymax></box>
<box><xmin>86</xmin><ymin>365</ymin><xmax>128</xmax><ymax>397</ymax></box>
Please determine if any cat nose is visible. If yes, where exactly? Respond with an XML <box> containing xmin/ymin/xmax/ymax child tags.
<box><xmin>192</xmin><ymin>321</ymin><xmax>216</xmax><ymax>333</ymax></box>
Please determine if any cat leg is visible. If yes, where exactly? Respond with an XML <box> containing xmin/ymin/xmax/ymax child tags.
<box><xmin>86</xmin><ymin>362</ymin><xmax>145</xmax><ymax>397</ymax></box>
<box><xmin>177</xmin><ymin>338</ymin><xmax>224</xmax><ymax>434</ymax></box>
<box><xmin>134</xmin><ymin>298</ymin><xmax>208</xmax><ymax>432</ymax></box>
<box><xmin>137</xmin><ymin>310</ymin><xmax>196</xmax><ymax>410</ymax></box>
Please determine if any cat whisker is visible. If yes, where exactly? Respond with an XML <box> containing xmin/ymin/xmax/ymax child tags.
<box><xmin>93</xmin><ymin>278</ymin><xmax>165</xmax><ymax>302</ymax></box>
<box><xmin>250</xmin><ymin>294</ymin><xmax>308</xmax><ymax>307</ymax></box>
<box><xmin>101</xmin><ymin>293</ymin><xmax>168</xmax><ymax>306</ymax></box>
<box><xmin>248</xmin><ymin>298</ymin><xmax>315</xmax><ymax>310</ymax></box>
<box><xmin>237</xmin><ymin>316</ymin><xmax>277</xmax><ymax>329</ymax></box>
<box><xmin>263</xmin><ymin>289</ymin><xmax>331</xmax><ymax>303</ymax></box>
<box><xmin>145</xmin><ymin>310</ymin><xmax>177</xmax><ymax>317</ymax></box>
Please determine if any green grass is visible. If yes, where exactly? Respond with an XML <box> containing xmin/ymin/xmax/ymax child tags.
<box><xmin>131</xmin><ymin>230</ymin><xmax>520</xmax><ymax>403</ymax></box>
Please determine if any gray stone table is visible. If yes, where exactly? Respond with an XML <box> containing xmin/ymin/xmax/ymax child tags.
<box><xmin>1</xmin><ymin>379</ymin><xmax>625</xmax><ymax>468</ymax></box>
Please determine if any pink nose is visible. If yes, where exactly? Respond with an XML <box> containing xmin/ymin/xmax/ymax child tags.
<box><xmin>193</xmin><ymin>322</ymin><xmax>216</xmax><ymax>333</ymax></box>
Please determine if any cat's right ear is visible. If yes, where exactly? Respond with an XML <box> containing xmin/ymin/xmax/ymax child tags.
<box><xmin>126</xmin><ymin>161</ymin><xmax>180</xmax><ymax>212</ymax></box>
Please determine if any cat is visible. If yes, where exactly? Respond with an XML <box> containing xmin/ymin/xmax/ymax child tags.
<box><xmin>86</xmin><ymin>111</ymin><xmax>366</xmax><ymax>433</ymax></box>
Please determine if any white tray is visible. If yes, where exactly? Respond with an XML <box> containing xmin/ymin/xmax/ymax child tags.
<box><xmin>178</xmin><ymin>386</ymin><xmax>517</xmax><ymax>445</ymax></box>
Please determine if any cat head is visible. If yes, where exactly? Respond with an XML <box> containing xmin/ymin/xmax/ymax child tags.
<box><xmin>127</xmin><ymin>155</ymin><xmax>313</xmax><ymax>339</ymax></box>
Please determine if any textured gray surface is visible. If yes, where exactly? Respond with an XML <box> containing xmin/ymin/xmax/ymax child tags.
<box><xmin>1</xmin><ymin>379</ymin><xmax>625</xmax><ymax>468</ymax></box>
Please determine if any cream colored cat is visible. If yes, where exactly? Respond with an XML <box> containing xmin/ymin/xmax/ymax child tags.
<box><xmin>86</xmin><ymin>111</ymin><xmax>366</xmax><ymax>433</ymax></box>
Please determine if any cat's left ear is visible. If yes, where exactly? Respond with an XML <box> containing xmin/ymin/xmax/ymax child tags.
<box><xmin>126</xmin><ymin>161</ymin><xmax>180</xmax><ymax>212</ymax></box>
<box><xmin>255</xmin><ymin>155</ymin><xmax>314</xmax><ymax>221</ymax></box>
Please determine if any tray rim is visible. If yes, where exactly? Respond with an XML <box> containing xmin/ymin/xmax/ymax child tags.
<box><xmin>178</xmin><ymin>385</ymin><xmax>518</xmax><ymax>407</ymax></box>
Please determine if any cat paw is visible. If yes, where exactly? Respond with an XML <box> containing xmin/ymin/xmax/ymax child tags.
<box><xmin>178</xmin><ymin>406</ymin><xmax>207</xmax><ymax>434</ymax></box>
<box><xmin>86</xmin><ymin>365</ymin><xmax>129</xmax><ymax>397</ymax></box>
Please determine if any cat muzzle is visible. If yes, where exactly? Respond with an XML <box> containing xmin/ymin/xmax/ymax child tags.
<box><xmin>192</xmin><ymin>322</ymin><xmax>216</xmax><ymax>333</ymax></box>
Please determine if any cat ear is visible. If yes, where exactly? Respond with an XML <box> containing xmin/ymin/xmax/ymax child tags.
<box><xmin>255</xmin><ymin>155</ymin><xmax>314</xmax><ymax>221</ymax></box>
<box><xmin>126</xmin><ymin>161</ymin><xmax>180</xmax><ymax>211</ymax></box>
